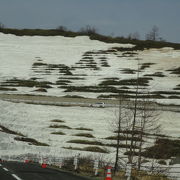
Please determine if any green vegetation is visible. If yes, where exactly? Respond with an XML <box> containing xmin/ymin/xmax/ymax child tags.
<box><xmin>121</xmin><ymin>68</ymin><xmax>136</xmax><ymax>74</ymax></box>
<box><xmin>32</xmin><ymin>62</ymin><xmax>47</xmax><ymax>66</ymax></box>
<box><xmin>49</xmin><ymin>124</ymin><xmax>72</xmax><ymax>129</ymax></box>
<box><xmin>14</xmin><ymin>137</ymin><xmax>49</xmax><ymax>146</ymax></box>
<box><xmin>51</xmin><ymin>119</ymin><xmax>65</xmax><ymax>123</ymax></box>
<box><xmin>51</xmin><ymin>131</ymin><xmax>65</xmax><ymax>135</ymax></box>
<box><xmin>140</xmin><ymin>63</ymin><xmax>156</xmax><ymax>70</ymax></box>
<box><xmin>58</xmin><ymin>77</ymin><xmax>85</xmax><ymax>80</ymax></box>
<box><xmin>64</xmin><ymin>146</ymin><xmax>108</xmax><ymax>153</ymax></box>
<box><xmin>62</xmin><ymin>95</ymin><xmax>85</xmax><ymax>98</ymax></box>
<box><xmin>74</xmin><ymin>127</ymin><xmax>93</xmax><ymax>131</ymax></box>
<box><xmin>105</xmin><ymin>135</ymin><xmax>142</xmax><ymax>142</ymax></box>
<box><xmin>144</xmin><ymin>72</ymin><xmax>166</xmax><ymax>77</ymax></box>
<box><xmin>98</xmin><ymin>93</ymin><xmax>166</xmax><ymax>99</ymax></box>
<box><xmin>0</xmin><ymin>87</ymin><xmax>17</xmax><ymax>91</ymax></box>
<box><xmin>99</xmin><ymin>77</ymin><xmax>153</xmax><ymax>87</ymax></box>
<box><xmin>141</xmin><ymin>138</ymin><xmax>180</xmax><ymax>159</ymax></box>
<box><xmin>67</xmin><ymin>139</ymin><xmax>139</xmax><ymax>150</ymax></box>
<box><xmin>106</xmin><ymin>143</ymin><xmax>139</xmax><ymax>149</ymax></box>
<box><xmin>167</xmin><ymin>67</ymin><xmax>180</xmax><ymax>75</ymax></box>
<box><xmin>72</xmin><ymin>56</ymin><xmax>100</xmax><ymax>70</ymax></box>
<box><xmin>56</xmin><ymin>80</ymin><xmax>72</xmax><ymax>85</ymax></box>
<box><xmin>0</xmin><ymin>125</ymin><xmax>24</xmax><ymax>136</ymax></box>
<box><xmin>33</xmin><ymin>62</ymin><xmax>73</xmax><ymax>75</ymax></box>
<box><xmin>67</xmin><ymin>139</ymin><xmax>103</xmax><ymax>146</ymax></box>
<box><xmin>158</xmin><ymin>160</ymin><xmax>167</xmax><ymax>165</ymax></box>
<box><xmin>34</xmin><ymin>88</ymin><xmax>47</xmax><ymax>92</ymax></box>
<box><xmin>72</xmin><ymin>133</ymin><xmax>94</xmax><ymax>138</ymax></box>
<box><xmin>174</xmin><ymin>84</ymin><xmax>180</xmax><ymax>90</ymax></box>
<box><xmin>1</xmin><ymin>28</ymin><xmax>180</xmax><ymax>50</ymax></box>
<box><xmin>2</xmin><ymin>78</ymin><xmax>53</xmax><ymax>88</ymax></box>
<box><xmin>61</xmin><ymin>85</ymin><xmax>118</xmax><ymax>93</ymax></box>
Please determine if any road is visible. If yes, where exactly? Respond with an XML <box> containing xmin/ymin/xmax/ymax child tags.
<box><xmin>0</xmin><ymin>93</ymin><xmax>180</xmax><ymax>112</ymax></box>
<box><xmin>0</xmin><ymin>161</ymin><xmax>90</xmax><ymax>180</ymax></box>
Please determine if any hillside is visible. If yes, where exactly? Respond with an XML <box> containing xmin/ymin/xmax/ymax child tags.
<box><xmin>0</xmin><ymin>32</ymin><xmax>180</xmax><ymax>105</ymax></box>
<box><xmin>0</xmin><ymin>32</ymin><xmax>180</xmax><ymax>179</ymax></box>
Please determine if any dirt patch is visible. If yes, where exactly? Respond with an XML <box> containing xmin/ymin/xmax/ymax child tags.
<box><xmin>14</xmin><ymin>137</ymin><xmax>49</xmax><ymax>146</ymax></box>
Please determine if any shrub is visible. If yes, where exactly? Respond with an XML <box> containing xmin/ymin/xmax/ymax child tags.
<box><xmin>51</xmin><ymin>131</ymin><xmax>65</xmax><ymax>135</ymax></box>
<box><xmin>51</xmin><ymin>120</ymin><xmax>65</xmax><ymax>123</ymax></box>
<box><xmin>14</xmin><ymin>137</ymin><xmax>49</xmax><ymax>146</ymax></box>
<box><xmin>0</xmin><ymin>125</ymin><xmax>24</xmax><ymax>136</ymax></box>
<box><xmin>83</xmin><ymin>146</ymin><xmax>108</xmax><ymax>153</ymax></box>
<box><xmin>0</xmin><ymin>87</ymin><xmax>17</xmax><ymax>91</ymax></box>
<box><xmin>67</xmin><ymin>139</ymin><xmax>103</xmax><ymax>146</ymax></box>
<box><xmin>141</xmin><ymin>138</ymin><xmax>180</xmax><ymax>159</ymax></box>
<box><xmin>158</xmin><ymin>160</ymin><xmax>167</xmax><ymax>165</ymax></box>
<box><xmin>63</xmin><ymin>146</ymin><xmax>108</xmax><ymax>153</ymax></box>
<box><xmin>49</xmin><ymin>124</ymin><xmax>71</xmax><ymax>129</ymax></box>
<box><xmin>1</xmin><ymin>28</ymin><xmax>180</xmax><ymax>50</ymax></box>
<box><xmin>74</xmin><ymin>127</ymin><xmax>93</xmax><ymax>131</ymax></box>
<box><xmin>105</xmin><ymin>135</ymin><xmax>142</xmax><ymax>142</ymax></box>
<box><xmin>72</xmin><ymin>133</ymin><xmax>94</xmax><ymax>138</ymax></box>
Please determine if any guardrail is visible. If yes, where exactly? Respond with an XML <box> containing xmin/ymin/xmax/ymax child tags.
<box><xmin>1</xmin><ymin>153</ymin><xmax>180</xmax><ymax>179</ymax></box>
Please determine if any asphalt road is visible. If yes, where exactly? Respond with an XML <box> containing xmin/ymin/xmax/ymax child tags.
<box><xmin>0</xmin><ymin>93</ymin><xmax>180</xmax><ymax>112</ymax></box>
<box><xmin>0</xmin><ymin>161</ymin><xmax>90</xmax><ymax>180</ymax></box>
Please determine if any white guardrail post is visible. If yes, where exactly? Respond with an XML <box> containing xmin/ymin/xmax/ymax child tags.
<box><xmin>93</xmin><ymin>159</ymin><xmax>99</xmax><ymax>176</ymax></box>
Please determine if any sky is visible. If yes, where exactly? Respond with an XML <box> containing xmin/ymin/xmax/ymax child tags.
<box><xmin>0</xmin><ymin>0</ymin><xmax>180</xmax><ymax>43</ymax></box>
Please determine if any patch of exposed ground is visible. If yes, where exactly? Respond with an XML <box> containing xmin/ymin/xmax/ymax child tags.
<box><xmin>0</xmin><ymin>87</ymin><xmax>17</xmax><ymax>91</ymax></box>
<box><xmin>173</xmin><ymin>84</ymin><xmax>180</xmax><ymax>90</ymax></box>
<box><xmin>167</xmin><ymin>67</ymin><xmax>180</xmax><ymax>75</ymax></box>
<box><xmin>0</xmin><ymin>125</ymin><xmax>24</xmax><ymax>136</ymax></box>
<box><xmin>0</xmin><ymin>125</ymin><xmax>49</xmax><ymax>146</ymax></box>
<box><xmin>14</xmin><ymin>137</ymin><xmax>49</xmax><ymax>146</ymax></box>
<box><xmin>125</xmin><ymin>138</ymin><xmax>180</xmax><ymax>159</ymax></box>
<box><xmin>140</xmin><ymin>63</ymin><xmax>156</xmax><ymax>70</ymax></box>
<box><xmin>63</xmin><ymin>146</ymin><xmax>108</xmax><ymax>153</ymax></box>
<box><xmin>1</xmin><ymin>78</ymin><xmax>53</xmax><ymax>88</ymax></box>
<box><xmin>144</xmin><ymin>72</ymin><xmax>166</xmax><ymax>77</ymax></box>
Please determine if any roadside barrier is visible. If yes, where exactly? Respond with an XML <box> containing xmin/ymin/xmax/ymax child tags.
<box><xmin>1</xmin><ymin>153</ymin><xmax>180</xmax><ymax>179</ymax></box>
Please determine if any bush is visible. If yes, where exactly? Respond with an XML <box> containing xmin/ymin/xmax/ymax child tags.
<box><xmin>64</xmin><ymin>146</ymin><xmax>108</xmax><ymax>153</ymax></box>
<box><xmin>141</xmin><ymin>138</ymin><xmax>180</xmax><ymax>159</ymax></box>
<box><xmin>49</xmin><ymin>124</ymin><xmax>72</xmax><ymax>129</ymax></box>
<box><xmin>74</xmin><ymin>127</ymin><xmax>93</xmax><ymax>131</ymax></box>
<box><xmin>1</xmin><ymin>27</ymin><xmax>180</xmax><ymax>50</ymax></box>
<box><xmin>72</xmin><ymin>133</ymin><xmax>94</xmax><ymax>138</ymax></box>
<box><xmin>158</xmin><ymin>160</ymin><xmax>167</xmax><ymax>165</ymax></box>
<box><xmin>51</xmin><ymin>131</ymin><xmax>65</xmax><ymax>135</ymax></box>
<box><xmin>67</xmin><ymin>139</ymin><xmax>103</xmax><ymax>146</ymax></box>
<box><xmin>0</xmin><ymin>125</ymin><xmax>24</xmax><ymax>136</ymax></box>
<box><xmin>14</xmin><ymin>137</ymin><xmax>49</xmax><ymax>146</ymax></box>
<box><xmin>51</xmin><ymin>120</ymin><xmax>65</xmax><ymax>123</ymax></box>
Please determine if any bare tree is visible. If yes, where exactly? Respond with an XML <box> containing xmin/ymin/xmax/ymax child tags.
<box><xmin>79</xmin><ymin>25</ymin><xmax>98</xmax><ymax>35</ymax></box>
<box><xmin>112</xmin><ymin>95</ymin><xmax>133</xmax><ymax>174</ymax></box>
<box><xmin>136</xmin><ymin>98</ymin><xmax>161</xmax><ymax>170</ymax></box>
<box><xmin>128</xmin><ymin>32</ymin><xmax>140</xmax><ymax>40</ymax></box>
<box><xmin>0</xmin><ymin>22</ymin><xmax>5</xmax><ymax>29</ymax></box>
<box><xmin>146</xmin><ymin>25</ymin><xmax>159</xmax><ymax>41</ymax></box>
<box><xmin>56</xmin><ymin>25</ymin><xmax>68</xmax><ymax>32</ymax></box>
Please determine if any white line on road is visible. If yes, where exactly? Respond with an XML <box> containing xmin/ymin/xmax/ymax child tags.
<box><xmin>12</xmin><ymin>174</ymin><xmax>22</xmax><ymax>180</ymax></box>
<box><xmin>3</xmin><ymin>167</ymin><xmax>9</xmax><ymax>171</ymax></box>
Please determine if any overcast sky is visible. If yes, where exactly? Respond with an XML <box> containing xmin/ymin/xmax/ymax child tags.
<box><xmin>0</xmin><ymin>0</ymin><xmax>180</xmax><ymax>43</ymax></box>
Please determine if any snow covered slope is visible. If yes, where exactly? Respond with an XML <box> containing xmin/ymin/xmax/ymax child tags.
<box><xmin>0</xmin><ymin>33</ymin><xmax>180</xmax><ymax>105</ymax></box>
<box><xmin>0</xmin><ymin>33</ymin><xmax>179</xmax><ymax>164</ymax></box>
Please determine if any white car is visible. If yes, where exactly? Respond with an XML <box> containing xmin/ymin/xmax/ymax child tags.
<box><xmin>91</xmin><ymin>102</ymin><xmax>105</xmax><ymax>108</ymax></box>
